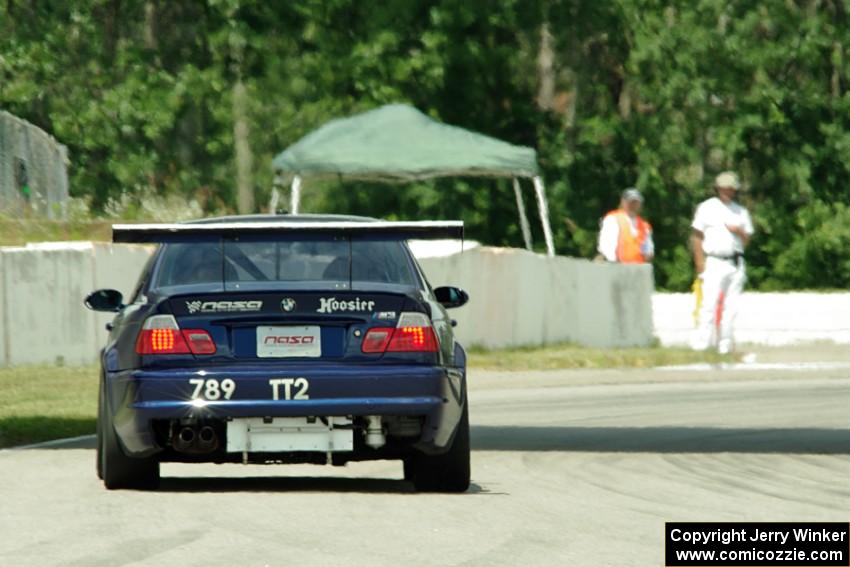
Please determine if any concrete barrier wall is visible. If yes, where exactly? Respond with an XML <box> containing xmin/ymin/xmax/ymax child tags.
<box><xmin>0</xmin><ymin>252</ymin><xmax>5</xmax><ymax>367</ymax></box>
<box><xmin>10</xmin><ymin>238</ymin><xmax>842</xmax><ymax>364</ymax></box>
<box><xmin>0</xmin><ymin>242</ymin><xmax>655</xmax><ymax>366</ymax></box>
<box><xmin>653</xmin><ymin>292</ymin><xmax>850</xmax><ymax>347</ymax></box>
<box><xmin>418</xmin><ymin>247</ymin><xmax>655</xmax><ymax>349</ymax></box>
<box><xmin>0</xmin><ymin>242</ymin><xmax>153</xmax><ymax>367</ymax></box>
<box><xmin>0</xmin><ymin>110</ymin><xmax>70</xmax><ymax>219</ymax></box>
<box><xmin>2</xmin><ymin>243</ymin><xmax>97</xmax><ymax>366</ymax></box>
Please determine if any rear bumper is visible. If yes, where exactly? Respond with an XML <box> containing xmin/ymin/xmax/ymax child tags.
<box><xmin>105</xmin><ymin>363</ymin><xmax>465</xmax><ymax>457</ymax></box>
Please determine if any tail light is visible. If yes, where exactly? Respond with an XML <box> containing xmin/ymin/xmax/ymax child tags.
<box><xmin>361</xmin><ymin>328</ymin><xmax>394</xmax><ymax>353</ymax></box>
<box><xmin>182</xmin><ymin>329</ymin><xmax>217</xmax><ymax>354</ymax></box>
<box><xmin>136</xmin><ymin>315</ymin><xmax>216</xmax><ymax>355</ymax></box>
<box><xmin>362</xmin><ymin>312</ymin><xmax>438</xmax><ymax>353</ymax></box>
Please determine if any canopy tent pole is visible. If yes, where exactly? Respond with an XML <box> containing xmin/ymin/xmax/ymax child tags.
<box><xmin>268</xmin><ymin>187</ymin><xmax>280</xmax><ymax>214</ymax></box>
<box><xmin>532</xmin><ymin>176</ymin><xmax>555</xmax><ymax>257</ymax></box>
<box><xmin>269</xmin><ymin>173</ymin><xmax>285</xmax><ymax>214</ymax></box>
<box><xmin>290</xmin><ymin>175</ymin><xmax>302</xmax><ymax>215</ymax></box>
<box><xmin>512</xmin><ymin>178</ymin><xmax>533</xmax><ymax>251</ymax></box>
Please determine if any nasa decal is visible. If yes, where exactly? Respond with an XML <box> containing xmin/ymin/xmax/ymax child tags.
<box><xmin>186</xmin><ymin>300</ymin><xmax>263</xmax><ymax>314</ymax></box>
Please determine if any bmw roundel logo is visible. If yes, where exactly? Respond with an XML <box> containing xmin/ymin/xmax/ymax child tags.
<box><xmin>280</xmin><ymin>298</ymin><xmax>297</xmax><ymax>312</ymax></box>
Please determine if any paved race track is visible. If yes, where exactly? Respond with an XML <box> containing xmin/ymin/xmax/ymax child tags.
<box><xmin>2</xmin><ymin>363</ymin><xmax>850</xmax><ymax>566</ymax></box>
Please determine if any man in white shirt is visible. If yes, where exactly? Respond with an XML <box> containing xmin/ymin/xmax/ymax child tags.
<box><xmin>597</xmin><ymin>188</ymin><xmax>655</xmax><ymax>263</ymax></box>
<box><xmin>690</xmin><ymin>171</ymin><xmax>754</xmax><ymax>354</ymax></box>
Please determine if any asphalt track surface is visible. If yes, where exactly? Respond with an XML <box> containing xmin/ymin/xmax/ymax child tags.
<box><xmin>3</xmin><ymin>354</ymin><xmax>850</xmax><ymax>566</ymax></box>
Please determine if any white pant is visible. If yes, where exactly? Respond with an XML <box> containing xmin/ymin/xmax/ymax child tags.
<box><xmin>691</xmin><ymin>256</ymin><xmax>746</xmax><ymax>354</ymax></box>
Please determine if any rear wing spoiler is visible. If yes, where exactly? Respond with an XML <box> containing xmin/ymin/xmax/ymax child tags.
<box><xmin>112</xmin><ymin>220</ymin><xmax>464</xmax><ymax>243</ymax></box>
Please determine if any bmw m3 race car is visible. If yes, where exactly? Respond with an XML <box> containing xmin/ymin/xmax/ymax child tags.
<box><xmin>84</xmin><ymin>214</ymin><xmax>470</xmax><ymax>492</ymax></box>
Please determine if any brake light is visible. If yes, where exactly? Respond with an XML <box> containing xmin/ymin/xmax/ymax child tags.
<box><xmin>136</xmin><ymin>315</ymin><xmax>216</xmax><ymax>355</ymax></box>
<box><xmin>361</xmin><ymin>312</ymin><xmax>438</xmax><ymax>353</ymax></box>
<box><xmin>388</xmin><ymin>324</ymin><xmax>438</xmax><ymax>352</ymax></box>
<box><xmin>136</xmin><ymin>315</ymin><xmax>189</xmax><ymax>354</ymax></box>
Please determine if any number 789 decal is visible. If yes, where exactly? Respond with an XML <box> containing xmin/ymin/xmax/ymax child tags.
<box><xmin>189</xmin><ymin>378</ymin><xmax>236</xmax><ymax>400</ymax></box>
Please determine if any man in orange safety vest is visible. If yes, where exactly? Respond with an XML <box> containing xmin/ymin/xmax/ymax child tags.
<box><xmin>597</xmin><ymin>188</ymin><xmax>654</xmax><ymax>264</ymax></box>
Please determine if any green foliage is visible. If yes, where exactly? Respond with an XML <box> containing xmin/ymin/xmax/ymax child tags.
<box><xmin>766</xmin><ymin>202</ymin><xmax>850</xmax><ymax>290</ymax></box>
<box><xmin>2</xmin><ymin>1</ymin><xmax>850</xmax><ymax>289</ymax></box>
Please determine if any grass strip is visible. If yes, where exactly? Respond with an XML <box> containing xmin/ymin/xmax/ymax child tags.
<box><xmin>0</xmin><ymin>215</ymin><xmax>112</xmax><ymax>247</ymax></box>
<box><xmin>467</xmin><ymin>343</ymin><xmax>736</xmax><ymax>370</ymax></box>
<box><xmin>0</xmin><ymin>366</ymin><xmax>98</xmax><ymax>448</ymax></box>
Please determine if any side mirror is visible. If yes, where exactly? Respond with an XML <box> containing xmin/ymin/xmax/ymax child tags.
<box><xmin>434</xmin><ymin>286</ymin><xmax>469</xmax><ymax>309</ymax></box>
<box><xmin>84</xmin><ymin>289</ymin><xmax>124</xmax><ymax>312</ymax></box>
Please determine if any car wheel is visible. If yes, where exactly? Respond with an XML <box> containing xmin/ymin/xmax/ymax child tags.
<box><xmin>411</xmin><ymin>402</ymin><xmax>470</xmax><ymax>493</ymax></box>
<box><xmin>95</xmin><ymin>377</ymin><xmax>104</xmax><ymax>480</ymax></box>
<box><xmin>100</xmin><ymin>387</ymin><xmax>159</xmax><ymax>490</ymax></box>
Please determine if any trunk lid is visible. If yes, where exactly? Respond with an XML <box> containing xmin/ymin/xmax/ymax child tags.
<box><xmin>167</xmin><ymin>291</ymin><xmax>410</xmax><ymax>361</ymax></box>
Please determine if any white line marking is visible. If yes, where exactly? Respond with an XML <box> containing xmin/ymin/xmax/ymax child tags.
<box><xmin>1</xmin><ymin>434</ymin><xmax>96</xmax><ymax>451</ymax></box>
<box><xmin>657</xmin><ymin>361</ymin><xmax>850</xmax><ymax>372</ymax></box>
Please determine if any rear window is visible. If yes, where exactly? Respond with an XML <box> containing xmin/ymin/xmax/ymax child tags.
<box><xmin>153</xmin><ymin>237</ymin><xmax>418</xmax><ymax>289</ymax></box>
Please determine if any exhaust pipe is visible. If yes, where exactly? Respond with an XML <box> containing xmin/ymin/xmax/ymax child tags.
<box><xmin>172</xmin><ymin>425</ymin><xmax>219</xmax><ymax>454</ymax></box>
<box><xmin>364</xmin><ymin>416</ymin><xmax>385</xmax><ymax>449</ymax></box>
<box><xmin>196</xmin><ymin>425</ymin><xmax>219</xmax><ymax>452</ymax></box>
<box><xmin>173</xmin><ymin>426</ymin><xmax>195</xmax><ymax>452</ymax></box>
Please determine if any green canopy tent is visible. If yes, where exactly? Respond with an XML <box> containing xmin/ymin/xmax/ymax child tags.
<box><xmin>272</xmin><ymin>104</ymin><xmax>555</xmax><ymax>256</ymax></box>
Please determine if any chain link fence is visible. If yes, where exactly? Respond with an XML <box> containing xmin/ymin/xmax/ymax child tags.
<box><xmin>0</xmin><ymin>110</ymin><xmax>69</xmax><ymax>219</ymax></box>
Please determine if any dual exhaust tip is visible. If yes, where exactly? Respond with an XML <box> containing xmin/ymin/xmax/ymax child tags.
<box><xmin>173</xmin><ymin>425</ymin><xmax>218</xmax><ymax>454</ymax></box>
<box><xmin>174</xmin><ymin>418</ymin><xmax>386</xmax><ymax>453</ymax></box>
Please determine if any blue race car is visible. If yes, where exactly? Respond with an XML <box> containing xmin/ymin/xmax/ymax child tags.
<box><xmin>84</xmin><ymin>214</ymin><xmax>470</xmax><ymax>492</ymax></box>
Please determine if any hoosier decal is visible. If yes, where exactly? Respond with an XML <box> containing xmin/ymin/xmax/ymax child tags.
<box><xmin>317</xmin><ymin>297</ymin><xmax>376</xmax><ymax>314</ymax></box>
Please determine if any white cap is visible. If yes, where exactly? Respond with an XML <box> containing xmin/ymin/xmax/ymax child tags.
<box><xmin>621</xmin><ymin>188</ymin><xmax>643</xmax><ymax>202</ymax></box>
<box><xmin>715</xmin><ymin>171</ymin><xmax>741</xmax><ymax>190</ymax></box>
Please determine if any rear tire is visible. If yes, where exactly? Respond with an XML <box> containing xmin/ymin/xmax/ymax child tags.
<box><xmin>410</xmin><ymin>402</ymin><xmax>470</xmax><ymax>493</ymax></box>
<box><xmin>95</xmin><ymin>377</ymin><xmax>104</xmax><ymax>480</ymax></box>
<box><xmin>99</xmin><ymin>382</ymin><xmax>159</xmax><ymax>490</ymax></box>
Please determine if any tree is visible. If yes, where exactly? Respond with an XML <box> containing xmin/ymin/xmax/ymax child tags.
<box><xmin>3</xmin><ymin>0</ymin><xmax>850</xmax><ymax>289</ymax></box>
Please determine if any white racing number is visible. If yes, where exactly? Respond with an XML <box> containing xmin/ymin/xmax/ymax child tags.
<box><xmin>268</xmin><ymin>378</ymin><xmax>310</xmax><ymax>401</ymax></box>
<box><xmin>189</xmin><ymin>378</ymin><xmax>236</xmax><ymax>401</ymax></box>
